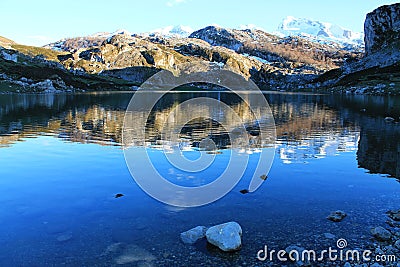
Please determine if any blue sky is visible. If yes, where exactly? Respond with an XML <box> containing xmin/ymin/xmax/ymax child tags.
<box><xmin>1</xmin><ymin>0</ymin><xmax>398</xmax><ymax>46</ymax></box>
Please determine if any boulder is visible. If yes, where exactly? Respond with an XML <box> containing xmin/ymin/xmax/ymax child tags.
<box><xmin>205</xmin><ymin>221</ymin><xmax>242</xmax><ymax>252</ymax></box>
<box><xmin>180</xmin><ymin>226</ymin><xmax>207</xmax><ymax>244</ymax></box>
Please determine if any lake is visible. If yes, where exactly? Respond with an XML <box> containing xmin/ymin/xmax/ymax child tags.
<box><xmin>0</xmin><ymin>91</ymin><xmax>399</xmax><ymax>266</ymax></box>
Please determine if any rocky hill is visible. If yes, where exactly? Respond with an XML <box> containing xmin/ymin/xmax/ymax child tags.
<box><xmin>188</xmin><ymin>26</ymin><xmax>358</xmax><ymax>70</ymax></box>
<box><xmin>36</xmin><ymin>26</ymin><xmax>360</xmax><ymax>90</ymax></box>
<box><xmin>1</xmin><ymin>4</ymin><xmax>399</xmax><ymax>94</ymax></box>
<box><xmin>0</xmin><ymin>23</ymin><xmax>362</xmax><ymax>93</ymax></box>
<box><xmin>0</xmin><ymin>42</ymin><xmax>137</xmax><ymax>93</ymax></box>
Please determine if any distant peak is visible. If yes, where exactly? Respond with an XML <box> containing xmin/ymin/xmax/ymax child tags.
<box><xmin>147</xmin><ymin>25</ymin><xmax>194</xmax><ymax>38</ymax></box>
<box><xmin>89</xmin><ymin>29</ymin><xmax>131</xmax><ymax>39</ymax></box>
<box><xmin>276</xmin><ymin>16</ymin><xmax>364</xmax><ymax>47</ymax></box>
<box><xmin>238</xmin><ymin>24</ymin><xmax>266</xmax><ymax>32</ymax></box>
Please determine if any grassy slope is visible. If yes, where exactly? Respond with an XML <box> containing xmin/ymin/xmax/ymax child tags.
<box><xmin>0</xmin><ymin>56</ymin><xmax>138</xmax><ymax>92</ymax></box>
<box><xmin>0</xmin><ymin>36</ymin><xmax>16</xmax><ymax>45</ymax></box>
<box><xmin>10</xmin><ymin>44</ymin><xmax>68</xmax><ymax>61</ymax></box>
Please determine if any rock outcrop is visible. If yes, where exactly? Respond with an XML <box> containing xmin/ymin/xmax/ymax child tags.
<box><xmin>314</xmin><ymin>3</ymin><xmax>400</xmax><ymax>93</ymax></box>
<box><xmin>364</xmin><ymin>3</ymin><xmax>400</xmax><ymax>56</ymax></box>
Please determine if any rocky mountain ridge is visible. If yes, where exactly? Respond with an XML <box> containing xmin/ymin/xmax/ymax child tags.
<box><xmin>1</xmin><ymin>4</ymin><xmax>399</xmax><ymax>94</ymax></box>
<box><xmin>38</xmin><ymin>26</ymin><xmax>361</xmax><ymax>91</ymax></box>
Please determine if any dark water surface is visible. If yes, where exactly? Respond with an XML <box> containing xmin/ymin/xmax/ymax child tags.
<box><xmin>0</xmin><ymin>92</ymin><xmax>399</xmax><ymax>266</ymax></box>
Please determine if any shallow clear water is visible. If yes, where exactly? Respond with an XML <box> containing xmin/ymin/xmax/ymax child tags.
<box><xmin>0</xmin><ymin>92</ymin><xmax>399</xmax><ymax>266</ymax></box>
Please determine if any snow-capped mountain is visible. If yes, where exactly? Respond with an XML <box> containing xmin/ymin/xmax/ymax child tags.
<box><xmin>145</xmin><ymin>25</ymin><xmax>194</xmax><ymax>38</ymax></box>
<box><xmin>238</xmin><ymin>24</ymin><xmax>266</xmax><ymax>32</ymax></box>
<box><xmin>89</xmin><ymin>29</ymin><xmax>131</xmax><ymax>38</ymax></box>
<box><xmin>275</xmin><ymin>16</ymin><xmax>364</xmax><ymax>48</ymax></box>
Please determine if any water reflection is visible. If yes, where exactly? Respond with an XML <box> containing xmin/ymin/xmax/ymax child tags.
<box><xmin>357</xmin><ymin>116</ymin><xmax>400</xmax><ymax>179</ymax></box>
<box><xmin>0</xmin><ymin>92</ymin><xmax>399</xmax><ymax>178</ymax></box>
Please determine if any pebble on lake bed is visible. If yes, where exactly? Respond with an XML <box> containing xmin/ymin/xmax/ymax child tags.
<box><xmin>114</xmin><ymin>244</ymin><xmax>155</xmax><ymax>265</ymax></box>
<box><xmin>371</xmin><ymin>226</ymin><xmax>392</xmax><ymax>241</ymax></box>
<box><xmin>387</xmin><ymin>209</ymin><xmax>400</xmax><ymax>221</ymax></box>
<box><xmin>56</xmin><ymin>233</ymin><xmax>72</xmax><ymax>242</ymax></box>
<box><xmin>323</xmin><ymin>233</ymin><xmax>336</xmax><ymax>239</ymax></box>
<box><xmin>327</xmin><ymin>210</ymin><xmax>347</xmax><ymax>222</ymax></box>
<box><xmin>205</xmin><ymin>221</ymin><xmax>242</xmax><ymax>252</ymax></box>
<box><xmin>394</xmin><ymin>239</ymin><xmax>400</xmax><ymax>250</ymax></box>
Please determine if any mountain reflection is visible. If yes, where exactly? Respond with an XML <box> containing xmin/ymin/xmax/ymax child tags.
<box><xmin>0</xmin><ymin>92</ymin><xmax>399</xmax><ymax>178</ymax></box>
<box><xmin>357</xmin><ymin>116</ymin><xmax>400</xmax><ymax>179</ymax></box>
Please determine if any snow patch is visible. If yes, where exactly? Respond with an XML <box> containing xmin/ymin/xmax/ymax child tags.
<box><xmin>145</xmin><ymin>25</ymin><xmax>194</xmax><ymax>38</ymax></box>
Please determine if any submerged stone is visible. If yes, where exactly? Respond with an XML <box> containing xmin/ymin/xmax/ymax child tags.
<box><xmin>57</xmin><ymin>233</ymin><xmax>72</xmax><ymax>242</ymax></box>
<box><xmin>371</xmin><ymin>226</ymin><xmax>392</xmax><ymax>241</ymax></box>
<box><xmin>323</xmin><ymin>233</ymin><xmax>336</xmax><ymax>239</ymax></box>
<box><xmin>114</xmin><ymin>244</ymin><xmax>155</xmax><ymax>265</ymax></box>
<box><xmin>387</xmin><ymin>210</ymin><xmax>400</xmax><ymax>221</ymax></box>
<box><xmin>394</xmin><ymin>240</ymin><xmax>400</xmax><ymax>250</ymax></box>
<box><xmin>327</xmin><ymin>210</ymin><xmax>347</xmax><ymax>222</ymax></box>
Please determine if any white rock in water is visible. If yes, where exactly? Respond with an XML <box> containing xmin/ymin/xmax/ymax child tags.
<box><xmin>371</xmin><ymin>226</ymin><xmax>392</xmax><ymax>241</ymax></box>
<box><xmin>205</xmin><ymin>221</ymin><xmax>242</xmax><ymax>252</ymax></box>
<box><xmin>180</xmin><ymin>226</ymin><xmax>207</xmax><ymax>244</ymax></box>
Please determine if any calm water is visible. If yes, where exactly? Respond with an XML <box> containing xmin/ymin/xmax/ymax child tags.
<box><xmin>0</xmin><ymin>92</ymin><xmax>399</xmax><ymax>266</ymax></box>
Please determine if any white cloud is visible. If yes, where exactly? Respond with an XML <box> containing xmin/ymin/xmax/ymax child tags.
<box><xmin>166</xmin><ymin>0</ymin><xmax>186</xmax><ymax>7</ymax></box>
